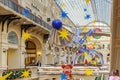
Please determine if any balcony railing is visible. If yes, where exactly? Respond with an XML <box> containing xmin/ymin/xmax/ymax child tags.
<box><xmin>0</xmin><ymin>0</ymin><xmax>52</xmax><ymax>30</ymax></box>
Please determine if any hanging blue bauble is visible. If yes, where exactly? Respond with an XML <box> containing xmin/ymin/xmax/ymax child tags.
<box><xmin>52</xmin><ymin>19</ymin><xmax>62</xmax><ymax>30</ymax></box>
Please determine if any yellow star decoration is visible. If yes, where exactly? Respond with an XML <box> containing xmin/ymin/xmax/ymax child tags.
<box><xmin>61</xmin><ymin>2</ymin><xmax>66</xmax><ymax>7</ymax></box>
<box><xmin>0</xmin><ymin>72</ymin><xmax>12</xmax><ymax>80</ymax></box>
<box><xmin>22</xmin><ymin>30</ymin><xmax>31</xmax><ymax>41</ymax></box>
<box><xmin>85</xmin><ymin>0</ymin><xmax>91</xmax><ymax>3</ymax></box>
<box><xmin>82</xmin><ymin>27</ymin><xmax>88</xmax><ymax>32</ymax></box>
<box><xmin>85</xmin><ymin>69</ymin><xmax>93</xmax><ymax>76</ymax></box>
<box><xmin>86</xmin><ymin>36</ymin><xmax>91</xmax><ymax>41</ymax></box>
<box><xmin>58</xmin><ymin>29</ymin><xmax>69</xmax><ymax>41</ymax></box>
<box><xmin>93</xmin><ymin>61</ymin><xmax>97</xmax><ymax>66</ymax></box>
<box><xmin>21</xmin><ymin>70</ymin><xmax>30</xmax><ymax>78</ymax></box>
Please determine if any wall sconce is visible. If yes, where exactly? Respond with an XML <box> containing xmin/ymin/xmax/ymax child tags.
<box><xmin>3</xmin><ymin>48</ymin><xmax>7</xmax><ymax>53</ymax></box>
<box><xmin>38</xmin><ymin>52</ymin><xmax>41</xmax><ymax>56</ymax></box>
<box><xmin>22</xmin><ymin>51</ymin><xmax>28</xmax><ymax>58</ymax></box>
<box><xmin>38</xmin><ymin>54</ymin><xmax>41</xmax><ymax>56</ymax></box>
<box><xmin>22</xmin><ymin>51</ymin><xmax>26</xmax><ymax>54</ymax></box>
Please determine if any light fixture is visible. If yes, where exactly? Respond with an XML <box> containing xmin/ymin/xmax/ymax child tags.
<box><xmin>22</xmin><ymin>51</ymin><xmax>26</xmax><ymax>54</ymax></box>
<box><xmin>38</xmin><ymin>52</ymin><xmax>42</xmax><ymax>56</ymax></box>
<box><xmin>3</xmin><ymin>48</ymin><xmax>7</xmax><ymax>53</ymax></box>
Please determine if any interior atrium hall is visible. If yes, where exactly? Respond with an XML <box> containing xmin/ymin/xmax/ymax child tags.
<box><xmin>0</xmin><ymin>0</ymin><xmax>119</xmax><ymax>80</ymax></box>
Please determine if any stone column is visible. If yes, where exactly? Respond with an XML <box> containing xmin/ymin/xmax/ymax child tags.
<box><xmin>0</xmin><ymin>20</ymin><xmax>8</xmax><ymax>69</ymax></box>
<box><xmin>19</xmin><ymin>39</ymin><xmax>26</xmax><ymax>68</ymax></box>
<box><xmin>0</xmin><ymin>23</ymin><xmax>7</xmax><ymax>69</ymax></box>
<box><xmin>0</xmin><ymin>31</ymin><xmax>8</xmax><ymax>69</ymax></box>
<box><xmin>42</xmin><ymin>44</ymin><xmax>47</xmax><ymax>66</ymax></box>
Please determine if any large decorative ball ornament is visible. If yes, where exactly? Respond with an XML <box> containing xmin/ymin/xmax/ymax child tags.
<box><xmin>52</xmin><ymin>19</ymin><xmax>62</xmax><ymax>30</ymax></box>
<box><xmin>93</xmin><ymin>28</ymin><xmax>102</xmax><ymax>39</ymax></box>
<box><xmin>94</xmin><ymin>28</ymin><xmax>102</xmax><ymax>33</ymax></box>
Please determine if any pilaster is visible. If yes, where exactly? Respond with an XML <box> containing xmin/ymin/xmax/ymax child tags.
<box><xmin>111</xmin><ymin>0</ymin><xmax>120</xmax><ymax>71</ymax></box>
<box><xmin>42</xmin><ymin>44</ymin><xmax>47</xmax><ymax>66</ymax></box>
<box><xmin>0</xmin><ymin>31</ymin><xmax>8</xmax><ymax>69</ymax></box>
<box><xmin>19</xmin><ymin>39</ymin><xmax>26</xmax><ymax>68</ymax></box>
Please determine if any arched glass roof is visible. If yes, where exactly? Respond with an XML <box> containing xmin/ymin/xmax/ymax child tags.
<box><xmin>55</xmin><ymin>0</ymin><xmax>112</xmax><ymax>27</ymax></box>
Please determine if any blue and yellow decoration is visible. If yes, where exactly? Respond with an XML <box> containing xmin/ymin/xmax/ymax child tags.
<box><xmin>58</xmin><ymin>29</ymin><xmax>69</xmax><ymax>41</ymax></box>
<box><xmin>21</xmin><ymin>70</ymin><xmax>31</xmax><ymax>78</ymax></box>
<box><xmin>52</xmin><ymin>19</ymin><xmax>62</xmax><ymax>30</ymax></box>
<box><xmin>0</xmin><ymin>72</ymin><xmax>12</xmax><ymax>80</ymax></box>
<box><xmin>2</xmin><ymin>69</ymin><xmax>31</xmax><ymax>80</ymax></box>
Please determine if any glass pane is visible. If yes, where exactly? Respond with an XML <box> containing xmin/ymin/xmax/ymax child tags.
<box><xmin>8</xmin><ymin>31</ymin><xmax>18</xmax><ymax>44</ymax></box>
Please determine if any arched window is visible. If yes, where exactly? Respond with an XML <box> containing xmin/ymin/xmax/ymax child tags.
<box><xmin>8</xmin><ymin>31</ymin><xmax>18</xmax><ymax>44</ymax></box>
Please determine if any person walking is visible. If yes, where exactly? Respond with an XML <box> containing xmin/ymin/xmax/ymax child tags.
<box><xmin>37</xmin><ymin>60</ymin><xmax>41</xmax><ymax>67</ymax></box>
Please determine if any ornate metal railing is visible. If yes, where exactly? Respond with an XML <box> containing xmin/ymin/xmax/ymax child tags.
<box><xmin>0</xmin><ymin>0</ymin><xmax>52</xmax><ymax>30</ymax></box>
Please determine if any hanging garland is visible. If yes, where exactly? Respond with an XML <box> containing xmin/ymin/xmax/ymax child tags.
<box><xmin>2</xmin><ymin>69</ymin><xmax>31</xmax><ymax>80</ymax></box>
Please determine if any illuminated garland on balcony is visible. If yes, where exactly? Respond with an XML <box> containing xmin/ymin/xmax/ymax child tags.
<box><xmin>2</xmin><ymin>69</ymin><xmax>31</xmax><ymax>80</ymax></box>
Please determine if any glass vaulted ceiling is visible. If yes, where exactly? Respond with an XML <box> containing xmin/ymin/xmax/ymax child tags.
<box><xmin>55</xmin><ymin>0</ymin><xmax>112</xmax><ymax>27</ymax></box>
